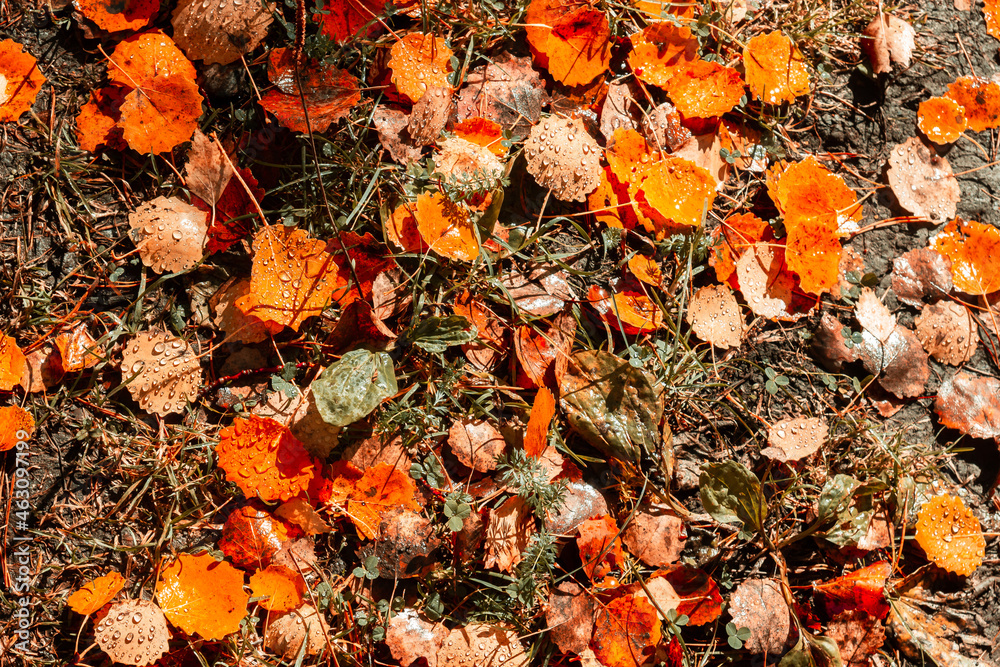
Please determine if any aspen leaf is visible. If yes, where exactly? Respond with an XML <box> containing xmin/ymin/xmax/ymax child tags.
<box><xmin>260</xmin><ymin>48</ymin><xmax>360</xmax><ymax>133</ymax></box>
<box><xmin>93</xmin><ymin>599</ymin><xmax>169</xmax><ymax>667</ymax></box>
<box><xmin>934</xmin><ymin>371</ymin><xmax>1000</xmax><ymax>439</ymax></box>
<box><xmin>728</xmin><ymin>578</ymin><xmax>794</xmax><ymax>654</ymax></box>
<box><xmin>0</xmin><ymin>334</ymin><xmax>27</xmax><ymax>391</ymax></box>
<box><xmin>931</xmin><ymin>217</ymin><xmax>1000</xmax><ymax>295</ymax></box>
<box><xmin>743</xmin><ymin>31</ymin><xmax>810</xmax><ymax>104</ymax></box>
<box><xmin>312</xmin><ymin>349</ymin><xmax>397</xmax><ymax>428</ymax></box>
<box><xmin>219</xmin><ymin>505</ymin><xmax>295</xmax><ymax>570</ymax></box>
<box><xmin>525</xmin><ymin>0</ymin><xmax>611</xmax><ymax>87</ymax></box>
<box><xmin>945</xmin><ymin>76</ymin><xmax>1000</xmax><ymax>132</ymax></box>
<box><xmin>77</xmin><ymin>0</ymin><xmax>158</xmax><ymax>32</ymax></box>
<box><xmin>389</xmin><ymin>32</ymin><xmax>453</xmax><ymax>103</ymax></box>
<box><xmin>627</xmin><ymin>23</ymin><xmax>698</xmax><ymax>88</ymax></box>
<box><xmin>577</xmin><ymin>515</ymin><xmax>626</xmax><ymax>581</ymax></box>
<box><xmin>886</xmin><ymin>138</ymin><xmax>960</xmax><ymax>222</ymax></box>
<box><xmin>915</xmin><ymin>494</ymin><xmax>985</xmax><ymax>576</ymax></box>
<box><xmin>249</xmin><ymin>565</ymin><xmax>306</xmax><ymax>612</ymax></box>
<box><xmin>156</xmin><ymin>552</ymin><xmax>249</xmax><ymax>640</ymax></box>
<box><xmin>172</xmin><ymin>0</ymin><xmax>272</xmax><ymax>65</ymax></box>
<box><xmin>0</xmin><ymin>39</ymin><xmax>47</xmax><ymax>123</ymax></box>
<box><xmin>67</xmin><ymin>572</ymin><xmax>125</xmax><ymax>615</ymax></box>
<box><xmin>590</xmin><ymin>594</ymin><xmax>662</xmax><ymax>667</ymax></box>
<box><xmin>918</xmin><ymin>96</ymin><xmax>967</xmax><ymax>144</ymax></box>
<box><xmin>0</xmin><ymin>406</ymin><xmax>34</xmax><ymax>453</ymax></box>
<box><xmin>216</xmin><ymin>415</ymin><xmax>319</xmax><ymax>503</ymax></box>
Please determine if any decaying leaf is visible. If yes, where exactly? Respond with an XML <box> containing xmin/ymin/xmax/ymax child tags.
<box><xmin>373</xmin><ymin>106</ymin><xmax>424</xmax><ymax>165</ymax></box>
<box><xmin>641</xmin><ymin>101</ymin><xmax>691</xmax><ymax>152</ymax></box>
<box><xmin>67</xmin><ymin>572</ymin><xmax>125</xmax><ymax>615</ymax></box>
<box><xmin>686</xmin><ymin>284</ymin><xmax>743</xmax><ymax>349</ymax></box>
<box><xmin>276</xmin><ymin>497</ymin><xmax>331</xmax><ymax>535</ymax></box>
<box><xmin>546</xmin><ymin>581</ymin><xmax>596</xmax><ymax>654</ymax></box>
<box><xmin>861</xmin><ymin>13</ymin><xmax>916</xmax><ymax>74</ymax></box>
<box><xmin>854</xmin><ymin>288</ymin><xmax>929</xmax><ymax>399</ymax></box>
<box><xmin>184</xmin><ymin>130</ymin><xmax>232</xmax><ymax>206</ymax></box>
<box><xmin>728</xmin><ymin>578</ymin><xmax>794</xmax><ymax>655</ymax></box>
<box><xmin>646</xmin><ymin>565</ymin><xmax>724</xmax><ymax>626</ymax></box>
<box><xmin>386</xmin><ymin>608</ymin><xmax>448</xmax><ymax>667</ymax></box>
<box><xmin>408</xmin><ymin>86</ymin><xmax>452</xmax><ymax>146</ymax></box>
<box><xmin>120</xmin><ymin>330</ymin><xmax>202</xmax><ymax>416</ymax></box>
<box><xmin>437</xmin><ymin>623</ymin><xmax>528</xmax><ymax>667</ymax></box>
<box><xmin>761</xmin><ymin>417</ymin><xmax>828</xmax><ymax>462</ymax></box>
<box><xmin>454</xmin><ymin>54</ymin><xmax>547</xmax><ymax>140</ymax></box>
<box><xmin>560</xmin><ymin>349</ymin><xmax>664</xmax><ymax>463</ymax></box>
<box><xmin>264</xmin><ymin>604</ymin><xmax>330</xmax><ymax>659</ymax></box>
<box><xmin>54</xmin><ymin>323</ymin><xmax>102</xmax><ymax>373</ymax></box>
<box><xmin>577</xmin><ymin>515</ymin><xmax>626</xmax><ymax>581</ymax></box>
<box><xmin>260</xmin><ymin>48</ymin><xmax>360</xmax><ymax>133</ymax></box>
<box><xmin>736</xmin><ymin>243</ymin><xmax>806</xmax><ymax>321</ymax></box>
<box><xmin>914</xmin><ymin>300</ymin><xmax>978</xmax><ymax>365</ymax></box>
<box><xmin>129</xmin><ymin>196</ymin><xmax>208</xmax><ymax>274</ymax></box>
<box><xmin>484</xmin><ymin>495</ymin><xmax>533</xmax><ymax>573</ymax></box>
<box><xmin>886</xmin><ymin>138</ymin><xmax>960</xmax><ymax>222</ymax></box>
<box><xmin>622</xmin><ymin>504</ymin><xmax>686</xmax><ymax>567</ymax></box>
<box><xmin>448</xmin><ymin>417</ymin><xmax>506</xmax><ymax>473</ymax></box>
<box><xmin>891</xmin><ymin>247</ymin><xmax>953</xmax><ymax>306</ymax></box>
<box><xmin>363</xmin><ymin>509</ymin><xmax>442</xmax><ymax>578</ymax></box>
<box><xmin>156</xmin><ymin>552</ymin><xmax>248</xmax><ymax>640</ymax></box>
<box><xmin>94</xmin><ymin>599</ymin><xmax>170</xmax><ymax>667</ymax></box>
<box><xmin>524</xmin><ymin>116</ymin><xmax>602</xmax><ymax>202</ymax></box>
<box><xmin>914</xmin><ymin>494</ymin><xmax>985</xmax><ymax>576</ymax></box>
<box><xmin>172</xmin><ymin>0</ymin><xmax>272</xmax><ymax>65</ymax></box>
<box><xmin>934</xmin><ymin>371</ymin><xmax>1000</xmax><ymax>439</ymax></box>
<box><xmin>501</xmin><ymin>265</ymin><xmax>576</xmax><ymax>317</ymax></box>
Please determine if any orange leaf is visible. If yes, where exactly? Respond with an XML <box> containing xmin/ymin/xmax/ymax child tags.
<box><xmin>219</xmin><ymin>505</ymin><xmax>297</xmax><ymax>571</ymax></box>
<box><xmin>260</xmin><ymin>48</ymin><xmax>360</xmax><ymax>133</ymax></box>
<box><xmin>627</xmin><ymin>23</ymin><xmax>698</xmax><ymax>88</ymax></box>
<box><xmin>0</xmin><ymin>334</ymin><xmax>27</xmax><ymax>391</ymax></box>
<box><xmin>315</xmin><ymin>0</ymin><xmax>386</xmax><ymax>43</ymax></box>
<box><xmin>329</xmin><ymin>462</ymin><xmax>420</xmax><ymax>540</ymax></box>
<box><xmin>917</xmin><ymin>96</ymin><xmax>967</xmax><ymax>144</ymax></box>
<box><xmin>525</xmin><ymin>0</ymin><xmax>611</xmax><ymax>87</ymax></box>
<box><xmin>235</xmin><ymin>225</ymin><xmax>339</xmax><ymax>332</ymax></box>
<box><xmin>590</xmin><ymin>593</ymin><xmax>662</xmax><ymax>667</ymax></box>
<box><xmin>249</xmin><ymin>565</ymin><xmax>306</xmax><ymax>612</ymax></box>
<box><xmin>628</xmin><ymin>254</ymin><xmax>663</xmax><ymax>287</ymax></box>
<box><xmin>931</xmin><ymin>217</ymin><xmax>1000</xmax><ymax>294</ymax></box>
<box><xmin>452</xmin><ymin>117</ymin><xmax>507</xmax><ymax>156</ymax></box>
<box><xmin>663</xmin><ymin>60</ymin><xmax>744</xmax><ymax>119</ymax></box>
<box><xmin>636</xmin><ymin>155</ymin><xmax>716</xmax><ymax>233</ymax></box>
<box><xmin>769</xmin><ymin>156</ymin><xmax>862</xmax><ymax>225</ymax></box>
<box><xmin>118</xmin><ymin>73</ymin><xmax>203</xmax><ymax>154</ymax></box>
<box><xmin>915</xmin><ymin>494</ymin><xmax>985</xmax><ymax>576</ymax></box>
<box><xmin>388</xmin><ymin>32</ymin><xmax>453</xmax><ymax>103</ymax></box>
<box><xmin>813</xmin><ymin>561</ymin><xmax>891</xmax><ymax>619</ymax></box>
<box><xmin>77</xmin><ymin>0</ymin><xmax>158</xmax><ymax>32</ymax></box>
<box><xmin>577</xmin><ymin>515</ymin><xmax>626</xmax><ymax>581</ymax></box>
<box><xmin>945</xmin><ymin>75</ymin><xmax>1000</xmax><ymax>132</ymax></box>
<box><xmin>329</xmin><ymin>231</ymin><xmax>395</xmax><ymax>306</ymax></box>
<box><xmin>0</xmin><ymin>406</ymin><xmax>34</xmax><ymax>453</ymax></box>
<box><xmin>743</xmin><ymin>31</ymin><xmax>810</xmax><ymax>104</ymax></box>
<box><xmin>109</xmin><ymin>31</ymin><xmax>197</xmax><ymax>89</ymax></box>
<box><xmin>709</xmin><ymin>212</ymin><xmax>770</xmax><ymax>286</ymax></box>
<box><xmin>588</xmin><ymin>285</ymin><xmax>664</xmax><ymax>334</ymax></box>
<box><xmin>651</xmin><ymin>565</ymin><xmax>723</xmax><ymax>626</ymax></box>
<box><xmin>588</xmin><ymin>166</ymin><xmax>630</xmax><ymax>230</ymax></box>
<box><xmin>0</xmin><ymin>40</ymin><xmax>47</xmax><ymax>123</ymax></box>
<box><xmin>75</xmin><ymin>86</ymin><xmax>126</xmax><ymax>152</ymax></box>
<box><xmin>55</xmin><ymin>324</ymin><xmax>103</xmax><ymax>373</ymax></box>
<box><xmin>988</xmin><ymin>0</ymin><xmax>1000</xmax><ymax>40</ymax></box>
<box><xmin>156</xmin><ymin>552</ymin><xmax>249</xmax><ymax>640</ymax></box>
<box><xmin>414</xmin><ymin>192</ymin><xmax>480</xmax><ymax>262</ymax></box>
<box><xmin>385</xmin><ymin>201</ymin><xmax>427</xmax><ymax>253</ymax></box>
<box><xmin>216</xmin><ymin>415</ymin><xmax>319</xmax><ymax>503</ymax></box>
<box><xmin>67</xmin><ymin>572</ymin><xmax>125</xmax><ymax>615</ymax></box>
<box><xmin>785</xmin><ymin>212</ymin><xmax>842</xmax><ymax>296</ymax></box>
<box><xmin>524</xmin><ymin>387</ymin><xmax>556</xmax><ymax>457</ymax></box>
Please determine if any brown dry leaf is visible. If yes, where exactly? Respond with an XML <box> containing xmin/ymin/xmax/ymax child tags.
<box><xmin>811</xmin><ymin>313</ymin><xmax>858</xmax><ymax>372</ymax></box>
<box><xmin>448</xmin><ymin>418</ymin><xmax>506</xmax><ymax>473</ymax></box>
<box><xmin>372</xmin><ymin>268</ymin><xmax>413</xmax><ymax>322</ymax></box>
<box><xmin>886</xmin><ymin>138</ymin><xmax>960</xmax><ymax>222</ymax></box>
<box><xmin>264</xmin><ymin>604</ymin><xmax>329</xmax><ymax>659</ymax></box>
<box><xmin>210</xmin><ymin>276</ymin><xmax>273</xmax><ymax>345</ymax></box>
<box><xmin>373</xmin><ymin>106</ymin><xmax>423</xmax><ymax>165</ymax></box>
<box><xmin>914</xmin><ymin>494</ymin><xmax>985</xmax><ymax>576</ymax></box>
<box><xmin>736</xmin><ymin>244</ymin><xmax>805</xmax><ymax>321</ymax></box>
<box><xmin>855</xmin><ymin>288</ymin><xmax>929</xmax><ymax>398</ymax></box>
<box><xmin>524</xmin><ymin>116</ymin><xmax>602</xmax><ymax>202</ymax></box>
<box><xmin>728</xmin><ymin>578</ymin><xmax>794</xmax><ymax>655</ymax></box>
<box><xmin>861</xmin><ymin>13</ymin><xmax>916</xmax><ymax>74</ymax></box>
<box><xmin>408</xmin><ymin>86</ymin><xmax>452</xmax><ymax>146</ymax></box>
<box><xmin>386</xmin><ymin>609</ymin><xmax>448</xmax><ymax>667</ymax></box>
<box><xmin>363</xmin><ymin>509</ymin><xmax>442</xmax><ymax>579</ymax></box>
<box><xmin>94</xmin><ymin>599</ymin><xmax>170</xmax><ymax>667</ymax></box>
<box><xmin>546</xmin><ymin>581</ymin><xmax>596</xmax><ymax>654</ymax></box>
<box><xmin>437</xmin><ymin>623</ymin><xmax>528</xmax><ymax>667</ymax></box>
<box><xmin>184</xmin><ymin>130</ymin><xmax>232</xmax><ymax>206</ymax></box>
<box><xmin>686</xmin><ymin>284</ymin><xmax>743</xmax><ymax>349</ymax></box>
<box><xmin>546</xmin><ymin>479</ymin><xmax>609</xmax><ymax>535</ymax></box>
<box><xmin>501</xmin><ymin>265</ymin><xmax>576</xmax><ymax>316</ymax></box>
<box><xmin>641</xmin><ymin>101</ymin><xmax>691</xmax><ymax>152</ymax></box>
<box><xmin>601</xmin><ymin>79</ymin><xmax>641</xmax><ymax>140</ymax></box>
<box><xmin>341</xmin><ymin>433</ymin><xmax>411</xmax><ymax>472</ymax></box>
<box><xmin>54</xmin><ymin>323</ymin><xmax>102</xmax><ymax>373</ymax></box>
<box><xmin>761</xmin><ymin>416</ymin><xmax>828</xmax><ymax>462</ymax></box>
<box><xmin>129</xmin><ymin>196</ymin><xmax>208</xmax><ymax>274</ymax></box>
<box><xmin>484</xmin><ymin>495</ymin><xmax>533</xmax><ymax>573</ymax></box>
<box><xmin>275</xmin><ymin>497</ymin><xmax>331</xmax><ymax>535</ymax></box>
<box><xmin>826</xmin><ymin>611</ymin><xmax>886</xmax><ymax>667</ymax></box>
<box><xmin>20</xmin><ymin>344</ymin><xmax>63</xmax><ymax>393</ymax></box>
<box><xmin>172</xmin><ymin>0</ymin><xmax>272</xmax><ymax>65</ymax></box>
<box><xmin>434</xmin><ymin>137</ymin><xmax>504</xmax><ymax>194</ymax></box>
<box><xmin>622</xmin><ymin>504</ymin><xmax>686</xmax><ymax>567</ymax></box>
<box><xmin>934</xmin><ymin>371</ymin><xmax>1000</xmax><ymax>439</ymax></box>
<box><xmin>455</xmin><ymin>54</ymin><xmax>547</xmax><ymax>140</ymax></box>
<box><xmin>914</xmin><ymin>301</ymin><xmax>978</xmax><ymax>365</ymax></box>
<box><xmin>120</xmin><ymin>330</ymin><xmax>202</xmax><ymax>416</ymax></box>
<box><xmin>891</xmin><ymin>247</ymin><xmax>953</xmax><ymax>307</ymax></box>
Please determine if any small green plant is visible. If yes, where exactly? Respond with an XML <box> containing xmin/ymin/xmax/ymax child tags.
<box><xmin>443</xmin><ymin>492</ymin><xmax>473</xmax><ymax>531</ymax></box>
<box><xmin>507</xmin><ymin>531</ymin><xmax>559</xmax><ymax>608</ymax></box>
<box><xmin>495</xmin><ymin>449</ymin><xmax>568</xmax><ymax>518</ymax></box>
<box><xmin>353</xmin><ymin>555</ymin><xmax>380</xmax><ymax>580</ymax></box>
<box><xmin>726</xmin><ymin>622</ymin><xmax>752</xmax><ymax>649</ymax></box>
<box><xmin>764</xmin><ymin>367</ymin><xmax>790</xmax><ymax>395</ymax></box>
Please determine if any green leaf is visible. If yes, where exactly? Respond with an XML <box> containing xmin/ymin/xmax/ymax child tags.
<box><xmin>699</xmin><ymin>461</ymin><xmax>767</xmax><ymax>532</ymax></box>
<box><xmin>312</xmin><ymin>349</ymin><xmax>397</xmax><ymax>427</ymax></box>
<box><xmin>559</xmin><ymin>349</ymin><xmax>664</xmax><ymax>463</ymax></box>
<box><xmin>408</xmin><ymin>315</ymin><xmax>478</xmax><ymax>353</ymax></box>
<box><xmin>448</xmin><ymin>515</ymin><xmax>464</xmax><ymax>532</ymax></box>
<box><xmin>817</xmin><ymin>474</ymin><xmax>862</xmax><ymax>521</ymax></box>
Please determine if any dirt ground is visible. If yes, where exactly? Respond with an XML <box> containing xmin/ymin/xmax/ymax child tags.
<box><xmin>2</xmin><ymin>0</ymin><xmax>1000</xmax><ymax>665</ymax></box>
